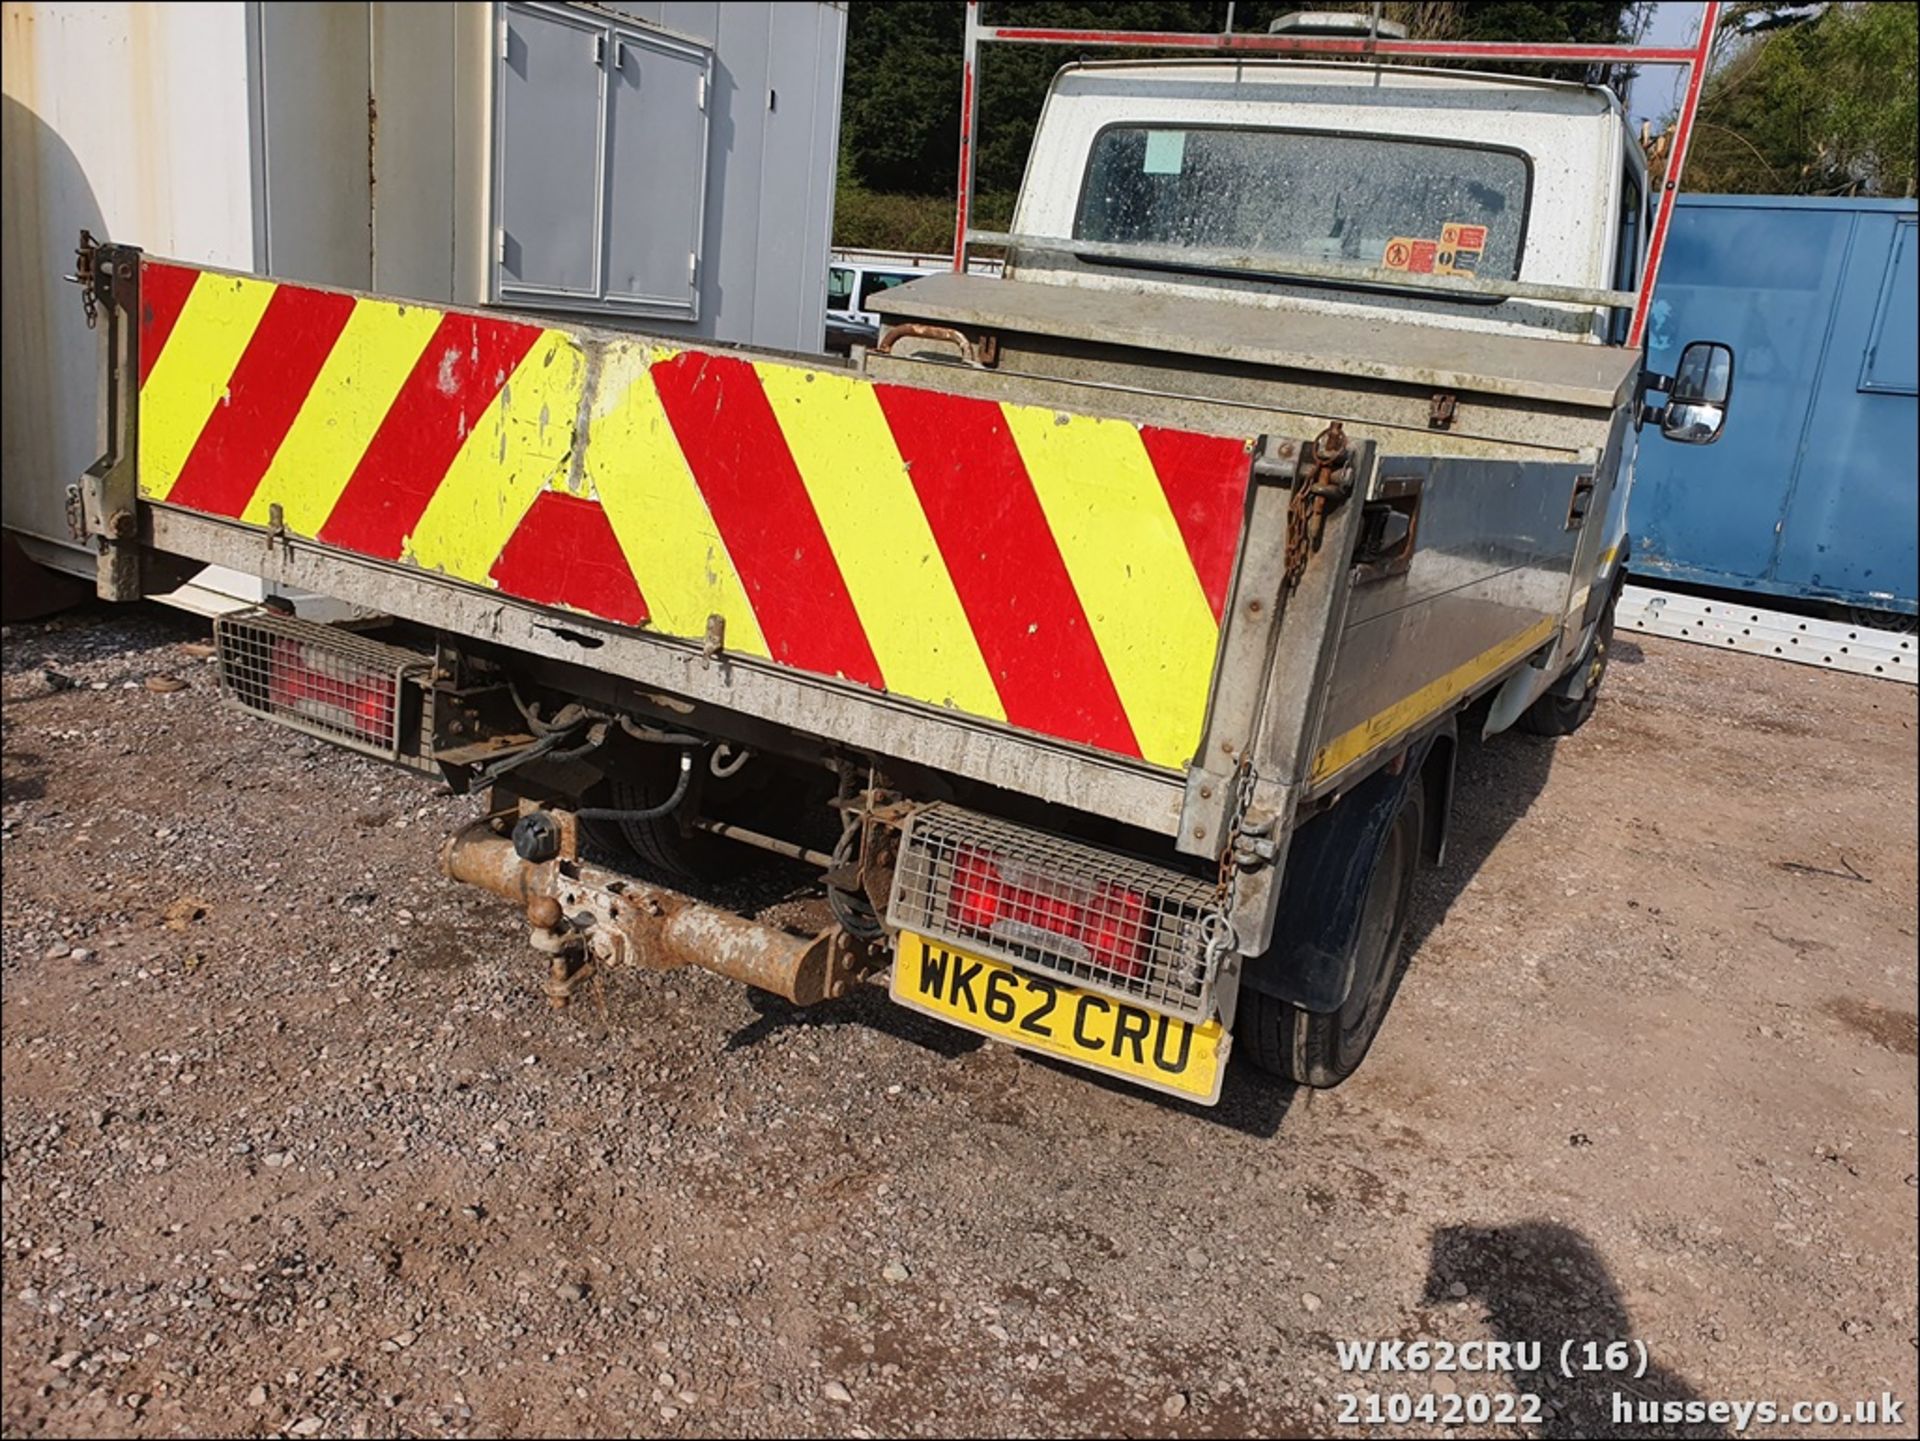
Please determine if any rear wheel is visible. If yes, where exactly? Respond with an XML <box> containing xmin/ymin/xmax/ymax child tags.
<box><xmin>1237</xmin><ymin>781</ymin><xmax>1424</xmax><ymax>1088</ymax></box>
<box><xmin>1518</xmin><ymin>590</ymin><xmax>1616</xmax><ymax>737</ymax></box>
<box><xmin>578</xmin><ymin>751</ymin><xmax>735</xmax><ymax>882</ymax></box>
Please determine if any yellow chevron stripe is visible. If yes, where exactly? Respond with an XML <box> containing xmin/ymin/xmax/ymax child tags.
<box><xmin>240</xmin><ymin>297</ymin><xmax>443</xmax><ymax>534</ymax></box>
<box><xmin>1003</xmin><ymin>404</ymin><xmax>1222</xmax><ymax>770</ymax></box>
<box><xmin>757</xmin><ymin>363</ymin><xmax>1006</xmax><ymax>720</ymax></box>
<box><xmin>1311</xmin><ymin>615</ymin><xmax>1559</xmax><ymax>783</ymax></box>
<box><xmin>137</xmin><ymin>272</ymin><xmax>277</xmax><ymax>502</ymax></box>
<box><xmin>583</xmin><ymin>343</ymin><xmax>770</xmax><ymax>657</ymax></box>
<box><xmin>404</xmin><ymin>329</ymin><xmax>588</xmax><ymax>582</ymax></box>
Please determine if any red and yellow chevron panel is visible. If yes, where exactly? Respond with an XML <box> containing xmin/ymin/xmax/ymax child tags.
<box><xmin>135</xmin><ymin>260</ymin><xmax>1257</xmax><ymax>770</ymax></box>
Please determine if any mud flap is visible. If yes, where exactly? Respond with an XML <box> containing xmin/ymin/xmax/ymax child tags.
<box><xmin>1242</xmin><ymin>734</ymin><xmax>1434</xmax><ymax>1013</ymax></box>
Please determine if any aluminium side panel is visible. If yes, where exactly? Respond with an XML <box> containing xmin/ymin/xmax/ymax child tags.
<box><xmin>1307</xmin><ymin>453</ymin><xmax>1588</xmax><ymax>793</ymax></box>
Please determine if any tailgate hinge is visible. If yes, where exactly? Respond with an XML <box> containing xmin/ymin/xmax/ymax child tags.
<box><xmin>71</xmin><ymin>233</ymin><xmax>145</xmax><ymax>601</ymax></box>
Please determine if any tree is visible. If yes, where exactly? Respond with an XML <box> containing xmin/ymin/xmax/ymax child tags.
<box><xmin>840</xmin><ymin>2</ymin><xmax>967</xmax><ymax>196</ymax></box>
<box><xmin>1683</xmin><ymin>2</ymin><xmax>1918</xmax><ymax>196</ymax></box>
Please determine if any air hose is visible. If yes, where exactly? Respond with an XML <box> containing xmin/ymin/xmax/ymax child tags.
<box><xmin>575</xmin><ymin>749</ymin><xmax>695</xmax><ymax>823</ymax></box>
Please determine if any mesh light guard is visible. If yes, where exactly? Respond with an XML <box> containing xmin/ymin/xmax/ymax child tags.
<box><xmin>887</xmin><ymin>802</ymin><xmax>1222</xmax><ymax>1022</ymax></box>
<box><xmin>213</xmin><ymin>611</ymin><xmax>425</xmax><ymax>760</ymax></box>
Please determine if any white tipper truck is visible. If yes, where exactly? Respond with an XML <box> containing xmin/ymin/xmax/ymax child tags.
<box><xmin>70</xmin><ymin>40</ymin><xmax>1733</xmax><ymax>1106</ymax></box>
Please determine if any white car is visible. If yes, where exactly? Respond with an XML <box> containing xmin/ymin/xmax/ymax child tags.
<box><xmin>824</xmin><ymin>260</ymin><xmax>943</xmax><ymax>352</ymax></box>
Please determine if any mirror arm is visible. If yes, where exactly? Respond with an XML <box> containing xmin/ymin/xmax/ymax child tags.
<box><xmin>1635</xmin><ymin>371</ymin><xmax>1669</xmax><ymax>430</ymax></box>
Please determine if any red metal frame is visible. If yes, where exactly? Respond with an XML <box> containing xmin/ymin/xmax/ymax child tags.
<box><xmin>951</xmin><ymin>0</ymin><xmax>1723</xmax><ymax>350</ymax></box>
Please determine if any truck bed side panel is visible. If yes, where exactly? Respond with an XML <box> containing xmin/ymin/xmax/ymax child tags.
<box><xmin>1309</xmin><ymin>453</ymin><xmax>1587</xmax><ymax>787</ymax></box>
<box><xmin>133</xmin><ymin>259</ymin><xmax>1259</xmax><ymax>773</ymax></box>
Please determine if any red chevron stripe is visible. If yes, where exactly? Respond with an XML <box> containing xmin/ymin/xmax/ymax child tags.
<box><xmin>161</xmin><ymin>285</ymin><xmax>356</xmax><ymax>518</ymax></box>
<box><xmin>138</xmin><ymin>261</ymin><xmax>200</xmax><ymax>386</ymax></box>
<box><xmin>650</xmin><ymin>352</ymin><xmax>884</xmax><ymax>689</ymax></box>
<box><xmin>490</xmin><ymin>491</ymin><xmax>648</xmax><ymax>627</ymax></box>
<box><xmin>1138</xmin><ymin>427</ymin><xmax>1251</xmax><ymax>624</ymax></box>
<box><xmin>318</xmin><ymin>311</ymin><xmax>543</xmax><ymax>560</ymax></box>
<box><xmin>874</xmin><ymin>385</ymin><xmax>1140</xmax><ymax>758</ymax></box>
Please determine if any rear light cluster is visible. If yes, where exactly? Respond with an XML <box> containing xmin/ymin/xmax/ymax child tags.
<box><xmin>268</xmin><ymin>637</ymin><xmax>395</xmax><ymax>747</ymax></box>
<box><xmin>948</xmin><ymin>848</ymin><xmax>1149</xmax><ymax>979</ymax></box>
<box><xmin>886</xmin><ymin>802</ymin><xmax>1223</xmax><ymax>1021</ymax></box>
<box><xmin>214</xmin><ymin>610</ymin><xmax>425</xmax><ymax>761</ymax></box>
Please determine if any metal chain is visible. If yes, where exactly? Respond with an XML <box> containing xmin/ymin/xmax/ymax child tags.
<box><xmin>68</xmin><ymin>231</ymin><xmax>99</xmax><ymax>330</ymax></box>
<box><xmin>1283</xmin><ymin>420</ymin><xmax>1353</xmax><ymax>593</ymax></box>
<box><xmin>1204</xmin><ymin>756</ymin><xmax>1257</xmax><ymax>969</ymax></box>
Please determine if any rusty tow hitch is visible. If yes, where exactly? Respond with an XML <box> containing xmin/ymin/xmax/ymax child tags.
<box><xmin>440</xmin><ymin>810</ymin><xmax>875</xmax><ymax>1008</ymax></box>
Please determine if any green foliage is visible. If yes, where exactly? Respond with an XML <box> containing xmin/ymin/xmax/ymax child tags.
<box><xmin>832</xmin><ymin>181</ymin><xmax>1017</xmax><ymax>253</ymax></box>
<box><xmin>1686</xmin><ymin>3</ymin><xmax>1918</xmax><ymax>196</ymax></box>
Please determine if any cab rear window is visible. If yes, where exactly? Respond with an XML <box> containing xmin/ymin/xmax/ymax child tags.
<box><xmin>1075</xmin><ymin>125</ymin><xmax>1530</xmax><ymax>283</ymax></box>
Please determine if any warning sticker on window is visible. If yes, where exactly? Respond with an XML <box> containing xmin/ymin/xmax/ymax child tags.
<box><xmin>1382</xmin><ymin>237</ymin><xmax>1438</xmax><ymax>274</ymax></box>
<box><xmin>1385</xmin><ymin>223</ymin><xmax>1489</xmax><ymax>279</ymax></box>
<box><xmin>1143</xmin><ymin>130</ymin><xmax>1187</xmax><ymax>175</ymax></box>
<box><xmin>1436</xmin><ymin>222</ymin><xmax>1488</xmax><ymax>277</ymax></box>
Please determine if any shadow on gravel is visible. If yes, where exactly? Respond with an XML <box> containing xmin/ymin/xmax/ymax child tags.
<box><xmin>1</xmin><ymin>746</ymin><xmax>47</xmax><ymax>804</ymax></box>
<box><xmin>728</xmin><ymin>985</ymin><xmax>987</xmax><ymax>1059</ymax></box>
<box><xmin>1024</xmin><ymin>1051</ymin><xmax>1301</xmax><ymax>1137</ymax></box>
<box><xmin>1401</xmin><ymin>716</ymin><xmax>1558</xmax><ymax>962</ymax></box>
<box><xmin>1</xmin><ymin>599</ymin><xmax>208</xmax><ymax>677</ymax></box>
<box><xmin>722</xmin><ymin>719</ymin><xmax>1564</xmax><ymax>1140</ymax></box>
<box><xmin>1425</xmin><ymin>1221</ymin><xmax>1728</xmax><ymax>1439</ymax></box>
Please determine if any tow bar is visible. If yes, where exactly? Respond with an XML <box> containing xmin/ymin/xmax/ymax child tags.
<box><xmin>441</xmin><ymin>809</ymin><xmax>876</xmax><ymax>1008</ymax></box>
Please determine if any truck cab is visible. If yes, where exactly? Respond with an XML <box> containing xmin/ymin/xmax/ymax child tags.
<box><xmin>861</xmin><ymin>54</ymin><xmax>1733</xmax><ymax>1088</ymax></box>
<box><xmin>1012</xmin><ymin>59</ymin><xmax>1649</xmax><ymax>342</ymax></box>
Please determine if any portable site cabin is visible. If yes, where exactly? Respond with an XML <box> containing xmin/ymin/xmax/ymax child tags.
<box><xmin>2</xmin><ymin>0</ymin><xmax>848</xmax><ymax>601</ymax></box>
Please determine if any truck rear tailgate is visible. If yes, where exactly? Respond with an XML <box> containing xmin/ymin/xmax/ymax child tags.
<box><xmin>120</xmin><ymin>257</ymin><xmax>1262</xmax><ymax>824</ymax></box>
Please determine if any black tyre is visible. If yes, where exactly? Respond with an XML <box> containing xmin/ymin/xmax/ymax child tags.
<box><xmin>1237</xmin><ymin>781</ymin><xmax>1424</xmax><ymax>1088</ymax></box>
<box><xmin>578</xmin><ymin>752</ymin><xmax>734</xmax><ymax>882</ymax></box>
<box><xmin>1518</xmin><ymin>590</ymin><xmax>1616</xmax><ymax>737</ymax></box>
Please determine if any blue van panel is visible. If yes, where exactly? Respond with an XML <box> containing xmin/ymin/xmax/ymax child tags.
<box><xmin>1632</xmin><ymin>196</ymin><xmax>1918</xmax><ymax>616</ymax></box>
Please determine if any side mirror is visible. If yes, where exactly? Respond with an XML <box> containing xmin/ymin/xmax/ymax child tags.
<box><xmin>1656</xmin><ymin>340</ymin><xmax>1735</xmax><ymax>445</ymax></box>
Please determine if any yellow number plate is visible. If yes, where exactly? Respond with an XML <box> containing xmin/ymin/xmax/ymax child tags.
<box><xmin>889</xmin><ymin>932</ymin><xmax>1229</xmax><ymax>1104</ymax></box>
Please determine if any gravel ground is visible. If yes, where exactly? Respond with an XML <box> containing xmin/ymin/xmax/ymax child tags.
<box><xmin>2</xmin><ymin>602</ymin><xmax>1915</xmax><ymax>1440</ymax></box>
